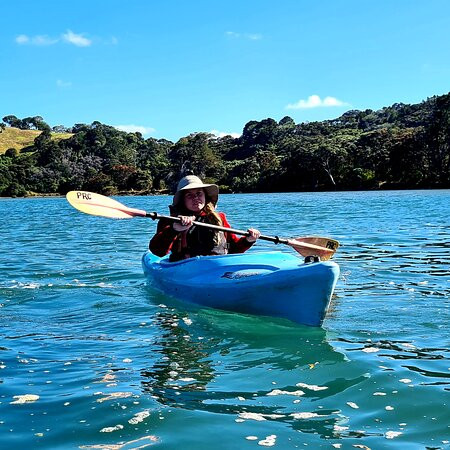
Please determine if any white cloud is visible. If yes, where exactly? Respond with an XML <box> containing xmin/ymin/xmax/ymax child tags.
<box><xmin>210</xmin><ymin>130</ymin><xmax>241</xmax><ymax>139</ymax></box>
<box><xmin>246</xmin><ymin>33</ymin><xmax>262</xmax><ymax>41</ymax></box>
<box><xmin>15</xmin><ymin>34</ymin><xmax>58</xmax><ymax>45</ymax></box>
<box><xmin>33</xmin><ymin>35</ymin><xmax>59</xmax><ymax>45</ymax></box>
<box><xmin>225</xmin><ymin>31</ymin><xmax>262</xmax><ymax>40</ymax></box>
<box><xmin>114</xmin><ymin>125</ymin><xmax>155</xmax><ymax>135</ymax></box>
<box><xmin>15</xmin><ymin>34</ymin><xmax>29</xmax><ymax>44</ymax></box>
<box><xmin>62</xmin><ymin>30</ymin><xmax>92</xmax><ymax>47</ymax></box>
<box><xmin>16</xmin><ymin>30</ymin><xmax>91</xmax><ymax>47</ymax></box>
<box><xmin>286</xmin><ymin>95</ymin><xmax>349</xmax><ymax>110</ymax></box>
<box><xmin>56</xmin><ymin>79</ymin><xmax>72</xmax><ymax>88</ymax></box>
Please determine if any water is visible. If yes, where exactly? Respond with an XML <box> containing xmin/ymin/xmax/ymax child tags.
<box><xmin>0</xmin><ymin>190</ymin><xmax>449</xmax><ymax>449</ymax></box>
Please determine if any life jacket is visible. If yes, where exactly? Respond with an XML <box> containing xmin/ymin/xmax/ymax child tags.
<box><xmin>170</xmin><ymin>214</ymin><xmax>229</xmax><ymax>262</ymax></box>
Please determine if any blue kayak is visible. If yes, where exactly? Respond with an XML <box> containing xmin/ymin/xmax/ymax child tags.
<box><xmin>142</xmin><ymin>251</ymin><xmax>340</xmax><ymax>327</ymax></box>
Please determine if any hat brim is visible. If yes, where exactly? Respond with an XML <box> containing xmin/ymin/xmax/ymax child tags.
<box><xmin>173</xmin><ymin>183</ymin><xmax>219</xmax><ymax>207</ymax></box>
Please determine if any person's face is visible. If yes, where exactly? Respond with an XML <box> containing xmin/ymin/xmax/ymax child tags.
<box><xmin>183</xmin><ymin>188</ymin><xmax>206</xmax><ymax>213</ymax></box>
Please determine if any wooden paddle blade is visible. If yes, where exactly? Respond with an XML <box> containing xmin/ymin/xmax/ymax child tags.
<box><xmin>287</xmin><ymin>237</ymin><xmax>338</xmax><ymax>261</ymax></box>
<box><xmin>294</xmin><ymin>236</ymin><xmax>340</xmax><ymax>252</ymax></box>
<box><xmin>66</xmin><ymin>191</ymin><xmax>147</xmax><ymax>219</ymax></box>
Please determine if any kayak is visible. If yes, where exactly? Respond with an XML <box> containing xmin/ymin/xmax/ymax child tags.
<box><xmin>142</xmin><ymin>251</ymin><xmax>339</xmax><ymax>327</ymax></box>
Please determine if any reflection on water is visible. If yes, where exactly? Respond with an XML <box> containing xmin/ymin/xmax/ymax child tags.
<box><xmin>133</xmin><ymin>295</ymin><xmax>450</xmax><ymax>444</ymax></box>
<box><xmin>139</xmin><ymin>307</ymin><xmax>374</xmax><ymax>440</ymax></box>
<box><xmin>142</xmin><ymin>310</ymin><xmax>216</xmax><ymax>398</ymax></box>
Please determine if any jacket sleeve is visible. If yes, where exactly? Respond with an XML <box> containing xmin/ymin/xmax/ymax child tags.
<box><xmin>149</xmin><ymin>218</ymin><xmax>179</xmax><ymax>256</ymax></box>
<box><xmin>220</xmin><ymin>212</ymin><xmax>254</xmax><ymax>254</ymax></box>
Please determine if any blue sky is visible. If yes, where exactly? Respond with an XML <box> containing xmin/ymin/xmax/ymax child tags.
<box><xmin>2</xmin><ymin>0</ymin><xmax>449</xmax><ymax>142</ymax></box>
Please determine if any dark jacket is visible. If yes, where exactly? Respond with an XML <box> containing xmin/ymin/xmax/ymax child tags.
<box><xmin>149</xmin><ymin>211</ymin><xmax>254</xmax><ymax>261</ymax></box>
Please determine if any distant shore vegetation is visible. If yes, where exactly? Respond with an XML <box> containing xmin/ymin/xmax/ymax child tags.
<box><xmin>0</xmin><ymin>93</ymin><xmax>449</xmax><ymax>197</ymax></box>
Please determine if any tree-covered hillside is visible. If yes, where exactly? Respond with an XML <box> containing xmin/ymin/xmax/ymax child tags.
<box><xmin>0</xmin><ymin>93</ymin><xmax>449</xmax><ymax>197</ymax></box>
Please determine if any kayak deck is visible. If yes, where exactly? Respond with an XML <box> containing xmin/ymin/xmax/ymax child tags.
<box><xmin>142</xmin><ymin>251</ymin><xmax>339</xmax><ymax>327</ymax></box>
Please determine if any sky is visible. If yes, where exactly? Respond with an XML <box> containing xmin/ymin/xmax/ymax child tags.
<box><xmin>1</xmin><ymin>0</ymin><xmax>449</xmax><ymax>142</ymax></box>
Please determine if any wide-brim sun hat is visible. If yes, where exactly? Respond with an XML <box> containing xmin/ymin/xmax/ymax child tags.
<box><xmin>172</xmin><ymin>175</ymin><xmax>219</xmax><ymax>207</ymax></box>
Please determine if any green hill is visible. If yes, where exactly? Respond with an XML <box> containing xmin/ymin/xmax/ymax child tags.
<box><xmin>0</xmin><ymin>127</ymin><xmax>72</xmax><ymax>154</ymax></box>
<box><xmin>1</xmin><ymin>92</ymin><xmax>449</xmax><ymax>197</ymax></box>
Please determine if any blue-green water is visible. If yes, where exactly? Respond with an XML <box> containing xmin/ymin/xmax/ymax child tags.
<box><xmin>0</xmin><ymin>190</ymin><xmax>449</xmax><ymax>449</ymax></box>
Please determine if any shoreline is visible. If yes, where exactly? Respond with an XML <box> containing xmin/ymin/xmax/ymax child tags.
<box><xmin>1</xmin><ymin>186</ymin><xmax>449</xmax><ymax>200</ymax></box>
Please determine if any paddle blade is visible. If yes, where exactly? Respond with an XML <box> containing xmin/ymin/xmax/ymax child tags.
<box><xmin>288</xmin><ymin>236</ymin><xmax>340</xmax><ymax>261</ymax></box>
<box><xmin>66</xmin><ymin>191</ymin><xmax>147</xmax><ymax>219</ymax></box>
<box><xmin>295</xmin><ymin>236</ymin><xmax>340</xmax><ymax>253</ymax></box>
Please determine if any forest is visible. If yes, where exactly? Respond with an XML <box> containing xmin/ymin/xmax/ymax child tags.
<box><xmin>0</xmin><ymin>92</ymin><xmax>449</xmax><ymax>197</ymax></box>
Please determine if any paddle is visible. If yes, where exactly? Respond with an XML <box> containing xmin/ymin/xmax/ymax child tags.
<box><xmin>66</xmin><ymin>191</ymin><xmax>339</xmax><ymax>260</ymax></box>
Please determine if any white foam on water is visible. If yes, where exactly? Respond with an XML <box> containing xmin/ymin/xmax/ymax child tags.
<box><xmin>296</xmin><ymin>382</ymin><xmax>328</xmax><ymax>391</ymax></box>
<box><xmin>128</xmin><ymin>410</ymin><xmax>150</xmax><ymax>424</ymax></box>
<box><xmin>347</xmin><ymin>402</ymin><xmax>359</xmax><ymax>409</ymax></box>
<box><xmin>238</xmin><ymin>412</ymin><xmax>284</xmax><ymax>421</ymax></box>
<box><xmin>258</xmin><ymin>435</ymin><xmax>276</xmax><ymax>447</ymax></box>
<box><xmin>290</xmin><ymin>412</ymin><xmax>320</xmax><ymax>419</ymax></box>
<box><xmin>100</xmin><ymin>424</ymin><xmax>124</xmax><ymax>433</ymax></box>
<box><xmin>385</xmin><ymin>431</ymin><xmax>402</xmax><ymax>439</ymax></box>
<box><xmin>267</xmin><ymin>389</ymin><xmax>305</xmax><ymax>396</ymax></box>
<box><xmin>362</xmin><ymin>347</ymin><xmax>380</xmax><ymax>353</ymax></box>
<box><xmin>10</xmin><ymin>394</ymin><xmax>40</xmax><ymax>404</ymax></box>
<box><xmin>333</xmin><ymin>425</ymin><xmax>349</xmax><ymax>432</ymax></box>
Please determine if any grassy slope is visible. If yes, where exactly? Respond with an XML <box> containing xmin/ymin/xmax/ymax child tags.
<box><xmin>0</xmin><ymin>127</ymin><xmax>72</xmax><ymax>153</ymax></box>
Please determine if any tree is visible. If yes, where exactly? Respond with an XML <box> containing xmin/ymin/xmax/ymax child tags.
<box><xmin>110</xmin><ymin>165</ymin><xmax>138</xmax><ymax>191</ymax></box>
<box><xmin>2</xmin><ymin>115</ymin><xmax>21</xmax><ymax>128</ymax></box>
<box><xmin>136</xmin><ymin>138</ymin><xmax>171</xmax><ymax>189</ymax></box>
<box><xmin>228</xmin><ymin>158</ymin><xmax>261</xmax><ymax>192</ymax></box>
<box><xmin>22</xmin><ymin>116</ymin><xmax>49</xmax><ymax>130</ymax></box>
<box><xmin>0</xmin><ymin>156</ymin><xmax>14</xmax><ymax>195</ymax></box>
<box><xmin>5</xmin><ymin>148</ymin><xmax>18</xmax><ymax>158</ymax></box>
<box><xmin>389</xmin><ymin>128</ymin><xmax>429</xmax><ymax>186</ymax></box>
<box><xmin>168</xmin><ymin>133</ymin><xmax>223</xmax><ymax>187</ymax></box>
<box><xmin>34</xmin><ymin>129</ymin><xmax>56</xmax><ymax>166</ymax></box>
<box><xmin>424</xmin><ymin>93</ymin><xmax>450</xmax><ymax>186</ymax></box>
<box><xmin>52</xmin><ymin>125</ymin><xmax>70</xmax><ymax>133</ymax></box>
<box><xmin>1</xmin><ymin>92</ymin><xmax>449</xmax><ymax>197</ymax></box>
<box><xmin>83</xmin><ymin>173</ymin><xmax>117</xmax><ymax>195</ymax></box>
<box><xmin>235</xmin><ymin>118</ymin><xmax>279</xmax><ymax>159</ymax></box>
<box><xmin>279</xmin><ymin>116</ymin><xmax>295</xmax><ymax>127</ymax></box>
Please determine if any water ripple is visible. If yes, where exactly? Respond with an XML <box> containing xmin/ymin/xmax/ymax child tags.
<box><xmin>1</xmin><ymin>191</ymin><xmax>449</xmax><ymax>448</ymax></box>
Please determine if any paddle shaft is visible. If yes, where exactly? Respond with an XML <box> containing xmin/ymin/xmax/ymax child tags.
<box><xmin>65</xmin><ymin>191</ymin><xmax>337</xmax><ymax>257</ymax></box>
<box><xmin>147</xmin><ymin>212</ymin><xmax>290</xmax><ymax>245</ymax></box>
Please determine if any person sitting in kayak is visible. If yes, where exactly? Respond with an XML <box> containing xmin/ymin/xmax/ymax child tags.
<box><xmin>150</xmin><ymin>175</ymin><xmax>261</xmax><ymax>262</ymax></box>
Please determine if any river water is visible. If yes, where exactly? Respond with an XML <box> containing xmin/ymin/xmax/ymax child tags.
<box><xmin>0</xmin><ymin>190</ymin><xmax>449</xmax><ymax>449</ymax></box>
